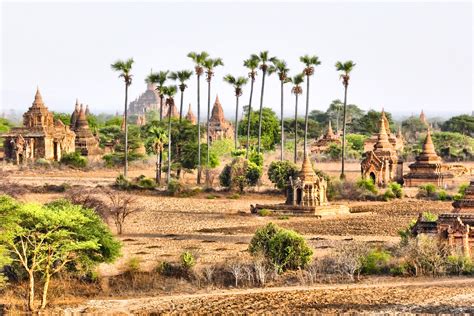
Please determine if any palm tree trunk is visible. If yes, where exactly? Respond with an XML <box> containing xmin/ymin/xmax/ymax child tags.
<box><xmin>280</xmin><ymin>80</ymin><xmax>284</xmax><ymax>161</ymax></box>
<box><xmin>124</xmin><ymin>84</ymin><xmax>129</xmax><ymax>178</ymax></box>
<box><xmin>340</xmin><ymin>84</ymin><xmax>348</xmax><ymax>180</ymax></box>
<box><xmin>294</xmin><ymin>94</ymin><xmax>299</xmax><ymax>164</ymax></box>
<box><xmin>155</xmin><ymin>151</ymin><xmax>160</xmax><ymax>183</ymax></box>
<box><xmin>234</xmin><ymin>94</ymin><xmax>239</xmax><ymax>150</ymax></box>
<box><xmin>246</xmin><ymin>78</ymin><xmax>255</xmax><ymax>159</ymax></box>
<box><xmin>257</xmin><ymin>71</ymin><xmax>266</xmax><ymax>154</ymax></box>
<box><xmin>167</xmin><ymin>104</ymin><xmax>172</xmax><ymax>185</ymax></box>
<box><xmin>206</xmin><ymin>79</ymin><xmax>211</xmax><ymax>186</ymax></box>
<box><xmin>179</xmin><ymin>89</ymin><xmax>184</xmax><ymax>122</ymax></box>
<box><xmin>158</xmin><ymin>95</ymin><xmax>164</xmax><ymax>185</ymax></box>
<box><xmin>197</xmin><ymin>75</ymin><xmax>202</xmax><ymax>185</ymax></box>
<box><xmin>303</xmin><ymin>76</ymin><xmax>310</xmax><ymax>157</ymax></box>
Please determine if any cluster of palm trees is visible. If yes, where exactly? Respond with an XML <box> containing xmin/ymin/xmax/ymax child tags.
<box><xmin>111</xmin><ymin>52</ymin><xmax>356</xmax><ymax>186</ymax></box>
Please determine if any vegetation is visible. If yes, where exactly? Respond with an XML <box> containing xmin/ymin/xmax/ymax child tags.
<box><xmin>60</xmin><ymin>151</ymin><xmax>87</xmax><ymax>168</ymax></box>
<box><xmin>223</xmin><ymin>74</ymin><xmax>248</xmax><ymax>150</ymax></box>
<box><xmin>267</xmin><ymin>160</ymin><xmax>299</xmax><ymax>190</ymax></box>
<box><xmin>238</xmin><ymin>107</ymin><xmax>280</xmax><ymax>151</ymax></box>
<box><xmin>219</xmin><ymin>157</ymin><xmax>262</xmax><ymax>192</ymax></box>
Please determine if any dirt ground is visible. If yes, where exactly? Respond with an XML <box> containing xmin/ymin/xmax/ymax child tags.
<box><xmin>1</xmin><ymin>161</ymin><xmax>472</xmax><ymax>314</ymax></box>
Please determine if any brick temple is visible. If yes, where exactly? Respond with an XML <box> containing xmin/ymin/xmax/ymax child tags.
<box><xmin>363</xmin><ymin>110</ymin><xmax>404</xmax><ymax>153</ymax></box>
<box><xmin>311</xmin><ymin>121</ymin><xmax>341</xmax><ymax>154</ymax></box>
<box><xmin>70</xmin><ymin>101</ymin><xmax>102</xmax><ymax>156</ymax></box>
<box><xmin>185</xmin><ymin>103</ymin><xmax>197</xmax><ymax>124</ymax></box>
<box><xmin>207</xmin><ymin>95</ymin><xmax>234</xmax><ymax>142</ymax></box>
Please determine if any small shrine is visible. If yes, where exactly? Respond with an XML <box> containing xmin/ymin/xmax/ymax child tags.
<box><xmin>363</xmin><ymin>110</ymin><xmax>404</xmax><ymax>153</ymax></box>
<box><xmin>251</xmin><ymin>155</ymin><xmax>349</xmax><ymax>216</ymax></box>
<box><xmin>0</xmin><ymin>88</ymin><xmax>76</xmax><ymax>163</ymax></box>
<box><xmin>207</xmin><ymin>95</ymin><xmax>234</xmax><ymax>142</ymax></box>
<box><xmin>404</xmin><ymin>129</ymin><xmax>455</xmax><ymax>187</ymax></box>
<box><xmin>311</xmin><ymin>121</ymin><xmax>341</xmax><ymax>153</ymax></box>
<box><xmin>185</xmin><ymin>104</ymin><xmax>197</xmax><ymax>124</ymax></box>
<box><xmin>413</xmin><ymin>180</ymin><xmax>474</xmax><ymax>258</ymax></box>
<box><xmin>361</xmin><ymin>113</ymin><xmax>403</xmax><ymax>186</ymax></box>
<box><xmin>70</xmin><ymin>102</ymin><xmax>102</xmax><ymax>156</ymax></box>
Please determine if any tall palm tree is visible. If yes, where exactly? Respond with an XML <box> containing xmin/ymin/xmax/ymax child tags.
<box><xmin>254</xmin><ymin>51</ymin><xmax>274</xmax><ymax>154</ymax></box>
<box><xmin>187</xmin><ymin>51</ymin><xmax>209</xmax><ymax>184</ymax></box>
<box><xmin>335</xmin><ymin>60</ymin><xmax>356</xmax><ymax>180</ymax></box>
<box><xmin>300</xmin><ymin>54</ymin><xmax>321</xmax><ymax>157</ymax></box>
<box><xmin>146</xmin><ymin>70</ymin><xmax>169</xmax><ymax>185</ymax></box>
<box><xmin>111</xmin><ymin>58</ymin><xmax>134</xmax><ymax>178</ymax></box>
<box><xmin>147</xmin><ymin>122</ymin><xmax>168</xmax><ymax>184</ymax></box>
<box><xmin>243</xmin><ymin>56</ymin><xmax>259</xmax><ymax>159</ymax></box>
<box><xmin>203</xmin><ymin>57</ymin><xmax>224</xmax><ymax>186</ymax></box>
<box><xmin>269</xmin><ymin>58</ymin><xmax>290</xmax><ymax>161</ymax></box>
<box><xmin>223</xmin><ymin>74</ymin><xmax>248</xmax><ymax>150</ymax></box>
<box><xmin>169</xmin><ymin>70</ymin><xmax>193</xmax><ymax>122</ymax></box>
<box><xmin>290</xmin><ymin>73</ymin><xmax>304</xmax><ymax>163</ymax></box>
<box><xmin>163</xmin><ymin>85</ymin><xmax>178</xmax><ymax>185</ymax></box>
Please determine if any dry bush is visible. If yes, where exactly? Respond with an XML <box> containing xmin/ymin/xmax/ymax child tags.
<box><xmin>0</xmin><ymin>181</ymin><xmax>30</xmax><ymax>197</ymax></box>
<box><xmin>401</xmin><ymin>236</ymin><xmax>449</xmax><ymax>276</ymax></box>
<box><xmin>331</xmin><ymin>242</ymin><xmax>370</xmax><ymax>281</ymax></box>
<box><xmin>229</xmin><ymin>261</ymin><xmax>244</xmax><ymax>287</ymax></box>
<box><xmin>65</xmin><ymin>187</ymin><xmax>108</xmax><ymax>219</ymax></box>
<box><xmin>103</xmin><ymin>189</ymin><xmax>139</xmax><ymax>235</ymax></box>
<box><xmin>253</xmin><ymin>256</ymin><xmax>269</xmax><ymax>287</ymax></box>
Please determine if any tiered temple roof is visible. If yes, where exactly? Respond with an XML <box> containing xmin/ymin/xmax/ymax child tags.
<box><xmin>363</xmin><ymin>110</ymin><xmax>404</xmax><ymax>152</ymax></box>
<box><xmin>185</xmin><ymin>104</ymin><xmax>197</xmax><ymax>124</ymax></box>
<box><xmin>208</xmin><ymin>95</ymin><xmax>234</xmax><ymax>142</ymax></box>
<box><xmin>71</xmin><ymin>102</ymin><xmax>102</xmax><ymax>156</ymax></box>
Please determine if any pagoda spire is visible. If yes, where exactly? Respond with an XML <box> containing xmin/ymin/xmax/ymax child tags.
<box><xmin>327</xmin><ymin>120</ymin><xmax>334</xmax><ymax>137</ymax></box>
<box><xmin>32</xmin><ymin>86</ymin><xmax>45</xmax><ymax>108</ymax></box>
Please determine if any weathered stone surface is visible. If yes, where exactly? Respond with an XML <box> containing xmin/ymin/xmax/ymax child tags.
<box><xmin>207</xmin><ymin>95</ymin><xmax>234</xmax><ymax>142</ymax></box>
<box><xmin>70</xmin><ymin>102</ymin><xmax>102</xmax><ymax>156</ymax></box>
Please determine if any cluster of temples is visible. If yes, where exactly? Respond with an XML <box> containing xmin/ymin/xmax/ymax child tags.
<box><xmin>1</xmin><ymin>89</ymin><xmax>101</xmax><ymax>164</ymax></box>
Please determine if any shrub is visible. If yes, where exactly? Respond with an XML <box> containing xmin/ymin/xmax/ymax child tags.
<box><xmin>219</xmin><ymin>157</ymin><xmax>262</xmax><ymax>192</ymax></box>
<box><xmin>127</xmin><ymin>257</ymin><xmax>141</xmax><ymax>273</ymax></box>
<box><xmin>402</xmin><ymin>236</ymin><xmax>448</xmax><ymax>276</ymax></box>
<box><xmin>422</xmin><ymin>211</ymin><xmax>438</xmax><ymax>222</ymax></box>
<box><xmin>268</xmin><ymin>160</ymin><xmax>299</xmax><ymax>190</ymax></box>
<box><xmin>60</xmin><ymin>151</ymin><xmax>87</xmax><ymax>168</ymax></box>
<box><xmin>228</xmin><ymin>193</ymin><xmax>240</xmax><ymax>200</ymax></box>
<box><xmin>219</xmin><ymin>165</ymin><xmax>232</xmax><ymax>188</ymax></box>
<box><xmin>180</xmin><ymin>251</ymin><xmax>196</xmax><ymax>270</ymax></box>
<box><xmin>136</xmin><ymin>176</ymin><xmax>156</xmax><ymax>190</ymax></box>
<box><xmin>383</xmin><ymin>188</ymin><xmax>396</xmax><ymax>201</ymax></box>
<box><xmin>418</xmin><ymin>184</ymin><xmax>437</xmax><ymax>198</ymax></box>
<box><xmin>35</xmin><ymin>158</ymin><xmax>51</xmax><ymax>167</ymax></box>
<box><xmin>332</xmin><ymin>242</ymin><xmax>369</xmax><ymax>281</ymax></box>
<box><xmin>167</xmin><ymin>179</ymin><xmax>185</xmax><ymax>196</ymax></box>
<box><xmin>398</xmin><ymin>219</ymin><xmax>417</xmax><ymax>245</ymax></box>
<box><xmin>115</xmin><ymin>174</ymin><xmax>131</xmax><ymax>190</ymax></box>
<box><xmin>453</xmin><ymin>183</ymin><xmax>469</xmax><ymax>201</ymax></box>
<box><xmin>436</xmin><ymin>189</ymin><xmax>450</xmax><ymax>201</ymax></box>
<box><xmin>360</xmin><ymin>249</ymin><xmax>392</xmax><ymax>274</ymax></box>
<box><xmin>249</xmin><ymin>151</ymin><xmax>263</xmax><ymax>167</ymax></box>
<box><xmin>356</xmin><ymin>178</ymin><xmax>378</xmax><ymax>194</ymax></box>
<box><xmin>257</xmin><ymin>209</ymin><xmax>271</xmax><ymax>217</ymax></box>
<box><xmin>388</xmin><ymin>182</ymin><xmax>403</xmax><ymax>198</ymax></box>
<box><xmin>446</xmin><ymin>255</ymin><xmax>474</xmax><ymax>275</ymax></box>
<box><xmin>249</xmin><ymin>223</ymin><xmax>313</xmax><ymax>273</ymax></box>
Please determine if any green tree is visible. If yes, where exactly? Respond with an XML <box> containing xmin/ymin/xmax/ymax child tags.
<box><xmin>268</xmin><ymin>160</ymin><xmax>299</xmax><ymax>190</ymax></box>
<box><xmin>335</xmin><ymin>60</ymin><xmax>356</xmax><ymax>180</ymax></box>
<box><xmin>188</xmin><ymin>51</ymin><xmax>210</xmax><ymax>184</ymax></box>
<box><xmin>0</xmin><ymin>117</ymin><xmax>14</xmax><ymax>134</ymax></box>
<box><xmin>290</xmin><ymin>73</ymin><xmax>305</xmax><ymax>163</ymax></box>
<box><xmin>163</xmin><ymin>85</ymin><xmax>178</xmax><ymax>184</ymax></box>
<box><xmin>169</xmin><ymin>70</ymin><xmax>193</xmax><ymax>122</ymax></box>
<box><xmin>354</xmin><ymin>110</ymin><xmax>395</xmax><ymax>135</ymax></box>
<box><xmin>243</xmin><ymin>55</ymin><xmax>260</xmax><ymax>158</ymax></box>
<box><xmin>147</xmin><ymin>121</ymin><xmax>168</xmax><ymax>183</ymax></box>
<box><xmin>269</xmin><ymin>58</ymin><xmax>291</xmax><ymax>161</ymax></box>
<box><xmin>300</xmin><ymin>55</ymin><xmax>322</xmax><ymax>157</ymax></box>
<box><xmin>219</xmin><ymin>157</ymin><xmax>262</xmax><ymax>192</ymax></box>
<box><xmin>111</xmin><ymin>58</ymin><xmax>134</xmax><ymax>178</ymax></box>
<box><xmin>402</xmin><ymin>116</ymin><xmax>428</xmax><ymax>142</ymax></box>
<box><xmin>52</xmin><ymin>112</ymin><xmax>71</xmax><ymax>126</ymax></box>
<box><xmin>0</xmin><ymin>196</ymin><xmax>121</xmax><ymax>311</ymax></box>
<box><xmin>442</xmin><ymin>114</ymin><xmax>474</xmax><ymax>136</ymax></box>
<box><xmin>239</xmin><ymin>107</ymin><xmax>280</xmax><ymax>151</ymax></box>
<box><xmin>223</xmin><ymin>74</ymin><xmax>248</xmax><ymax>150</ymax></box>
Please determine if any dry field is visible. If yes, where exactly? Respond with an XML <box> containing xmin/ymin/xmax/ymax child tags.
<box><xmin>1</xmin><ymin>161</ymin><xmax>473</xmax><ymax>314</ymax></box>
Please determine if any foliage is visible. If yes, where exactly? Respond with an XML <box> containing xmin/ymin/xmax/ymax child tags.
<box><xmin>436</xmin><ymin>189</ymin><xmax>450</xmax><ymax>201</ymax></box>
<box><xmin>421</xmin><ymin>211</ymin><xmax>438</xmax><ymax>222</ymax></box>
<box><xmin>418</xmin><ymin>184</ymin><xmax>437</xmax><ymax>198</ymax></box>
<box><xmin>356</xmin><ymin>178</ymin><xmax>378</xmax><ymax>194</ymax></box>
<box><xmin>385</xmin><ymin>182</ymin><xmax>403</xmax><ymax>200</ymax></box>
<box><xmin>60</xmin><ymin>151</ymin><xmax>87</xmax><ymax>168</ymax></box>
<box><xmin>257</xmin><ymin>209</ymin><xmax>271</xmax><ymax>217</ymax></box>
<box><xmin>284</xmin><ymin>118</ymin><xmax>322</xmax><ymax>139</ymax></box>
<box><xmin>180</xmin><ymin>251</ymin><xmax>196</xmax><ymax>270</ymax></box>
<box><xmin>167</xmin><ymin>179</ymin><xmax>185</xmax><ymax>196</ymax></box>
<box><xmin>352</xmin><ymin>110</ymin><xmax>395</xmax><ymax>136</ymax></box>
<box><xmin>0</xmin><ymin>117</ymin><xmax>14</xmax><ymax>133</ymax></box>
<box><xmin>360</xmin><ymin>249</ymin><xmax>392</xmax><ymax>274</ymax></box>
<box><xmin>401</xmin><ymin>116</ymin><xmax>427</xmax><ymax>141</ymax></box>
<box><xmin>442</xmin><ymin>114</ymin><xmax>474</xmax><ymax>136</ymax></box>
<box><xmin>383</xmin><ymin>188</ymin><xmax>396</xmax><ymax>201</ymax></box>
<box><xmin>249</xmin><ymin>223</ymin><xmax>313</xmax><ymax>273</ymax></box>
<box><xmin>267</xmin><ymin>160</ymin><xmax>299</xmax><ymax>190</ymax></box>
<box><xmin>446</xmin><ymin>255</ymin><xmax>474</xmax><ymax>275</ymax></box>
<box><xmin>210</xmin><ymin>139</ymin><xmax>234</xmax><ymax>158</ymax></box>
<box><xmin>249</xmin><ymin>150</ymin><xmax>264</xmax><ymax>167</ymax></box>
<box><xmin>454</xmin><ymin>183</ymin><xmax>469</xmax><ymax>201</ymax></box>
<box><xmin>115</xmin><ymin>174</ymin><xmax>132</xmax><ymax>190</ymax></box>
<box><xmin>239</xmin><ymin>107</ymin><xmax>280</xmax><ymax>151</ymax></box>
<box><xmin>53</xmin><ymin>112</ymin><xmax>71</xmax><ymax>126</ymax></box>
<box><xmin>346</xmin><ymin>134</ymin><xmax>368</xmax><ymax>151</ymax></box>
<box><xmin>430</xmin><ymin>132</ymin><xmax>474</xmax><ymax>161</ymax></box>
<box><xmin>219</xmin><ymin>157</ymin><xmax>262</xmax><ymax>192</ymax></box>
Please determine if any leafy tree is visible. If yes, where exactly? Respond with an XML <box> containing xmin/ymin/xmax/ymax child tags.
<box><xmin>52</xmin><ymin>112</ymin><xmax>71</xmax><ymax>126</ymax></box>
<box><xmin>223</xmin><ymin>74</ymin><xmax>248</xmax><ymax>150</ymax></box>
<box><xmin>147</xmin><ymin>121</ymin><xmax>168</xmax><ymax>183</ymax></box>
<box><xmin>268</xmin><ymin>160</ymin><xmax>299</xmax><ymax>190</ymax></box>
<box><xmin>0</xmin><ymin>118</ymin><xmax>14</xmax><ymax>134</ymax></box>
<box><xmin>238</xmin><ymin>107</ymin><xmax>280</xmax><ymax>151</ymax></box>
<box><xmin>243</xmin><ymin>55</ymin><xmax>260</xmax><ymax>159</ymax></box>
<box><xmin>430</xmin><ymin>132</ymin><xmax>474</xmax><ymax>161</ymax></box>
<box><xmin>181</xmin><ymin>143</ymin><xmax>219</xmax><ymax>170</ymax></box>
<box><xmin>346</xmin><ymin>134</ymin><xmax>368</xmax><ymax>152</ymax></box>
<box><xmin>308</xmin><ymin>109</ymin><xmax>328</xmax><ymax>124</ymax></box>
<box><xmin>105</xmin><ymin>115</ymin><xmax>123</xmax><ymax>127</ymax></box>
<box><xmin>219</xmin><ymin>157</ymin><xmax>262</xmax><ymax>192</ymax></box>
<box><xmin>111</xmin><ymin>58</ymin><xmax>134</xmax><ymax>178</ymax></box>
<box><xmin>284</xmin><ymin>118</ymin><xmax>321</xmax><ymax>140</ymax></box>
<box><xmin>102</xmin><ymin>125</ymin><xmax>145</xmax><ymax>167</ymax></box>
<box><xmin>169</xmin><ymin>70</ymin><xmax>193</xmax><ymax>122</ymax></box>
<box><xmin>0</xmin><ymin>196</ymin><xmax>120</xmax><ymax>311</ymax></box>
<box><xmin>353</xmin><ymin>110</ymin><xmax>395</xmax><ymax>135</ymax></box>
<box><xmin>442</xmin><ymin>115</ymin><xmax>474</xmax><ymax>136</ymax></box>
<box><xmin>402</xmin><ymin>116</ymin><xmax>428</xmax><ymax>142</ymax></box>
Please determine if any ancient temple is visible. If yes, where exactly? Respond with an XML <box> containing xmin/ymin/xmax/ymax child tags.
<box><xmin>404</xmin><ymin>129</ymin><xmax>455</xmax><ymax>187</ymax></box>
<box><xmin>0</xmin><ymin>88</ymin><xmax>75</xmax><ymax>163</ymax></box>
<box><xmin>361</xmin><ymin>114</ymin><xmax>403</xmax><ymax>186</ymax></box>
<box><xmin>185</xmin><ymin>104</ymin><xmax>197</xmax><ymax>124</ymax></box>
<box><xmin>413</xmin><ymin>180</ymin><xmax>474</xmax><ymax>258</ymax></box>
<box><xmin>251</xmin><ymin>154</ymin><xmax>349</xmax><ymax>216</ymax></box>
<box><xmin>70</xmin><ymin>103</ymin><xmax>102</xmax><ymax>156</ymax></box>
<box><xmin>311</xmin><ymin>121</ymin><xmax>341</xmax><ymax>153</ymax></box>
<box><xmin>128</xmin><ymin>82</ymin><xmax>167</xmax><ymax>115</ymax></box>
<box><xmin>208</xmin><ymin>95</ymin><xmax>234</xmax><ymax>142</ymax></box>
<box><xmin>419</xmin><ymin>109</ymin><xmax>428</xmax><ymax>125</ymax></box>
<box><xmin>363</xmin><ymin>110</ymin><xmax>404</xmax><ymax>152</ymax></box>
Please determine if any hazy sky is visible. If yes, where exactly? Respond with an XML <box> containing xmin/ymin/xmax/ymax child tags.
<box><xmin>1</xmin><ymin>1</ymin><xmax>472</xmax><ymax>120</ymax></box>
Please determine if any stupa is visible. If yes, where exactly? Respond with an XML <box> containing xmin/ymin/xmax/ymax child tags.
<box><xmin>363</xmin><ymin>110</ymin><xmax>404</xmax><ymax>152</ymax></box>
<box><xmin>404</xmin><ymin>129</ymin><xmax>455</xmax><ymax>187</ymax></box>
<box><xmin>361</xmin><ymin>113</ymin><xmax>403</xmax><ymax>186</ymax></box>
<box><xmin>1</xmin><ymin>88</ymin><xmax>75</xmax><ymax>163</ymax></box>
<box><xmin>70</xmin><ymin>103</ymin><xmax>102</xmax><ymax>156</ymax></box>
<box><xmin>185</xmin><ymin>104</ymin><xmax>197</xmax><ymax>124</ymax></box>
<box><xmin>251</xmin><ymin>154</ymin><xmax>349</xmax><ymax>216</ymax></box>
<box><xmin>207</xmin><ymin>95</ymin><xmax>234</xmax><ymax>142</ymax></box>
<box><xmin>311</xmin><ymin>121</ymin><xmax>341</xmax><ymax>153</ymax></box>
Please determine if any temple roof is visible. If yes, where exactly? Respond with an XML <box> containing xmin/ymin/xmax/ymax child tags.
<box><xmin>210</xmin><ymin>95</ymin><xmax>225</xmax><ymax>122</ymax></box>
<box><xmin>452</xmin><ymin>180</ymin><xmax>474</xmax><ymax>213</ymax></box>
<box><xmin>76</xmin><ymin>104</ymin><xmax>89</xmax><ymax>130</ymax></box>
<box><xmin>299</xmin><ymin>154</ymin><xmax>317</xmax><ymax>182</ymax></box>
<box><xmin>185</xmin><ymin>103</ymin><xmax>196</xmax><ymax>124</ymax></box>
<box><xmin>31</xmin><ymin>87</ymin><xmax>47</xmax><ymax>109</ymax></box>
<box><xmin>373</xmin><ymin>114</ymin><xmax>392</xmax><ymax>150</ymax></box>
<box><xmin>416</xmin><ymin>128</ymin><xmax>441</xmax><ymax>163</ymax></box>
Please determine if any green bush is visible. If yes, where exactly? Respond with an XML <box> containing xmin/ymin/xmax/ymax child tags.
<box><xmin>398</xmin><ymin>219</ymin><xmax>417</xmax><ymax>245</ymax></box>
<box><xmin>356</xmin><ymin>178</ymin><xmax>378</xmax><ymax>194</ymax></box>
<box><xmin>436</xmin><ymin>189</ymin><xmax>450</xmax><ymax>201</ymax></box>
<box><xmin>180</xmin><ymin>251</ymin><xmax>196</xmax><ymax>270</ymax></box>
<box><xmin>257</xmin><ymin>209</ymin><xmax>271</xmax><ymax>217</ymax></box>
<box><xmin>388</xmin><ymin>182</ymin><xmax>403</xmax><ymax>198</ymax></box>
<box><xmin>383</xmin><ymin>188</ymin><xmax>396</xmax><ymax>201</ymax></box>
<box><xmin>127</xmin><ymin>257</ymin><xmax>141</xmax><ymax>273</ymax></box>
<box><xmin>136</xmin><ymin>176</ymin><xmax>156</xmax><ymax>189</ymax></box>
<box><xmin>454</xmin><ymin>183</ymin><xmax>469</xmax><ymax>201</ymax></box>
<box><xmin>227</xmin><ymin>193</ymin><xmax>240</xmax><ymax>200</ymax></box>
<box><xmin>361</xmin><ymin>249</ymin><xmax>392</xmax><ymax>274</ymax></box>
<box><xmin>446</xmin><ymin>255</ymin><xmax>474</xmax><ymax>275</ymax></box>
<box><xmin>167</xmin><ymin>179</ymin><xmax>185</xmax><ymax>196</ymax></box>
<box><xmin>418</xmin><ymin>184</ymin><xmax>437</xmax><ymax>198</ymax></box>
<box><xmin>61</xmin><ymin>151</ymin><xmax>87</xmax><ymax>168</ymax></box>
<box><xmin>268</xmin><ymin>160</ymin><xmax>299</xmax><ymax>190</ymax></box>
<box><xmin>219</xmin><ymin>157</ymin><xmax>262</xmax><ymax>192</ymax></box>
<box><xmin>422</xmin><ymin>211</ymin><xmax>438</xmax><ymax>222</ymax></box>
<box><xmin>249</xmin><ymin>223</ymin><xmax>313</xmax><ymax>273</ymax></box>
<box><xmin>249</xmin><ymin>151</ymin><xmax>264</xmax><ymax>167</ymax></box>
<box><xmin>115</xmin><ymin>174</ymin><xmax>131</xmax><ymax>190</ymax></box>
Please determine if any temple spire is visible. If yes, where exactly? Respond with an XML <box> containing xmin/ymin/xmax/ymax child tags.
<box><xmin>299</xmin><ymin>153</ymin><xmax>317</xmax><ymax>181</ymax></box>
<box><xmin>373</xmin><ymin>113</ymin><xmax>391</xmax><ymax>150</ymax></box>
<box><xmin>32</xmin><ymin>87</ymin><xmax>45</xmax><ymax>108</ymax></box>
<box><xmin>327</xmin><ymin>120</ymin><xmax>334</xmax><ymax>137</ymax></box>
<box><xmin>421</xmin><ymin>128</ymin><xmax>436</xmax><ymax>156</ymax></box>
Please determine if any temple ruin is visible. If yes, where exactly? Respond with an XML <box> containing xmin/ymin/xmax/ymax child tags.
<box><xmin>311</xmin><ymin>121</ymin><xmax>341</xmax><ymax>153</ymax></box>
<box><xmin>128</xmin><ymin>81</ymin><xmax>168</xmax><ymax>116</ymax></box>
<box><xmin>1</xmin><ymin>88</ymin><xmax>75</xmax><ymax>164</ymax></box>
<box><xmin>208</xmin><ymin>95</ymin><xmax>234</xmax><ymax>142</ymax></box>
<box><xmin>404</xmin><ymin>128</ymin><xmax>455</xmax><ymax>187</ymax></box>
<box><xmin>361</xmin><ymin>113</ymin><xmax>403</xmax><ymax>186</ymax></box>
<box><xmin>70</xmin><ymin>101</ymin><xmax>102</xmax><ymax>156</ymax></box>
<box><xmin>413</xmin><ymin>179</ymin><xmax>474</xmax><ymax>258</ymax></box>
<box><xmin>185</xmin><ymin>104</ymin><xmax>197</xmax><ymax>124</ymax></box>
<box><xmin>363</xmin><ymin>110</ymin><xmax>404</xmax><ymax>152</ymax></box>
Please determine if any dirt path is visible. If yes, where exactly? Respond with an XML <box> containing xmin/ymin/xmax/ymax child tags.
<box><xmin>65</xmin><ymin>277</ymin><xmax>474</xmax><ymax>314</ymax></box>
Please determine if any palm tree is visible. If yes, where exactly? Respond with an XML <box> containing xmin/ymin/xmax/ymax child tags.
<box><xmin>169</xmin><ymin>70</ymin><xmax>193</xmax><ymax>122</ymax></box>
<box><xmin>243</xmin><ymin>56</ymin><xmax>259</xmax><ymax>159</ymax></box>
<box><xmin>300</xmin><ymin>54</ymin><xmax>321</xmax><ymax>157</ymax></box>
<box><xmin>269</xmin><ymin>58</ymin><xmax>290</xmax><ymax>161</ymax></box>
<box><xmin>254</xmin><ymin>51</ymin><xmax>274</xmax><ymax>154</ymax></box>
<box><xmin>147</xmin><ymin>122</ymin><xmax>168</xmax><ymax>184</ymax></box>
<box><xmin>203</xmin><ymin>57</ymin><xmax>224</xmax><ymax>186</ymax></box>
<box><xmin>187</xmin><ymin>51</ymin><xmax>209</xmax><ymax>184</ymax></box>
<box><xmin>290</xmin><ymin>73</ymin><xmax>304</xmax><ymax>163</ymax></box>
<box><xmin>163</xmin><ymin>85</ymin><xmax>178</xmax><ymax>185</ymax></box>
<box><xmin>223</xmin><ymin>74</ymin><xmax>248</xmax><ymax>150</ymax></box>
<box><xmin>111</xmin><ymin>58</ymin><xmax>134</xmax><ymax>178</ymax></box>
<box><xmin>146</xmin><ymin>70</ymin><xmax>169</xmax><ymax>185</ymax></box>
<box><xmin>335</xmin><ymin>60</ymin><xmax>356</xmax><ymax>180</ymax></box>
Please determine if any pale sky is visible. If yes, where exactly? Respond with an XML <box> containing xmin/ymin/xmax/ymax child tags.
<box><xmin>1</xmin><ymin>1</ymin><xmax>472</xmax><ymax>120</ymax></box>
